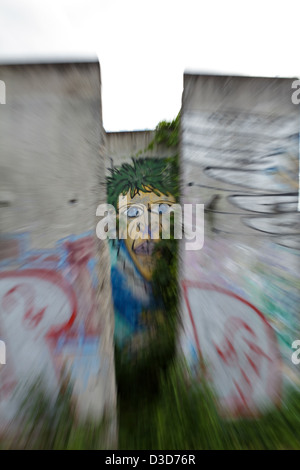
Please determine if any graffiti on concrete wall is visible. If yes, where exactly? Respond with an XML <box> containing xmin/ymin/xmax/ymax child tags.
<box><xmin>180</xmin><ymin>86</ymin><xmax>300</xmax><ymax>416</ymax></box>
<box><xmin>181</xmin><ymin>281</ymin><xmax>281</xmax><ymax>416</ymax></box>
<box><xmin>182</xmin><ymin>238</ymin><xmax>300</xmax><ymax>363</ymax></box>
<box><xmin>0</xmin><ymin>231</ymin><xmax>103</xmax><ymax>422</ymax></box>
<box><xmin>106</xmin><ymin>157</ymin><xmax>177</xmax><ymax>348</ymax></box>
<box><xmin>182</xmin><ymin>111</ymin><xmax>300</xmax><ymax>250</ymax></box>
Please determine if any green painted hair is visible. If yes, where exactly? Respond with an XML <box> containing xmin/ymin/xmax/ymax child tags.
<box><xmin>107</xmin><ymin>157</ymin><xmax>178</xmax><ymax>209</ymax></box>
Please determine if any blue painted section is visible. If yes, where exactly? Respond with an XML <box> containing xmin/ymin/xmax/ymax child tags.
<box><xmin>109</xmin><ymin>240</ymin><xmax>160</xmax><ymax>343</ymax></box>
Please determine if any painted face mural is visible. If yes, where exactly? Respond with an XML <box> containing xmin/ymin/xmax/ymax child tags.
<box><xmin>106</xmin><ymin>157</ymin><xmax>177</xmax><ymax>346</ymax></box>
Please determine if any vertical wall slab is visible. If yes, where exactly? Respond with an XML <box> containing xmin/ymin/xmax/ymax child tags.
<box><xmin>105</xmin><ymin>131</ymin><xmax>177</xmax><ymax>350</ymax></box>
<box><xmin>180</xmin><ymin>74</ymin><xmax>300</xmax><ymax>416</ymax></box>
<box><xmin>0</xmin><ymin>62</ymin><xmax>116</xmax><ymax>436</ymax></box>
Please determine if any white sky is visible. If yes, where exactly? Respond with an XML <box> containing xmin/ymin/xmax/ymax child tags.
<box><xmin>0</xmin><ymin>0</ymin><xmax>299</xmax><ymax>131</ymax></box>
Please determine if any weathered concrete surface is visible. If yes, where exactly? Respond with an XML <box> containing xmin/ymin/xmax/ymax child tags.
<box><xmin>180</xmin><ymin>74</ymin><xmax>300</xmax><ymax>417</ymax></box>
<box><xmin>106</xmin><ymin>130</ymin><xmax>155</xmax><ymax>165</ymax></box>
<box><xmin>0</xmin><ymin>62</ymin><xmax>116</xmax><ymax>440</ymax></box>
<box><xmin>106</xmin><ymin>130</ymin><xmax>176</xmax><ymax>166</ymax></box>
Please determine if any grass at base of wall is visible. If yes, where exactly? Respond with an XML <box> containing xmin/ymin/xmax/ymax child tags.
<box><xmin>0</xmin><ymin>378</ymin><xmax>114</xmax><ymax>450</ymax></box>
<box><xmin>117</xmin><ymin>359</ymin><xmax>300</xmax><ymax>450</ymax></box>
<box><xmin>0</xmin><ymin>359</ymin><xmax>299</xmax><ymax>449</ymax></box>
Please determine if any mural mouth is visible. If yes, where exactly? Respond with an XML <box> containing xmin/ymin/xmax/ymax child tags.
<box><xmin>133</xmin><ymin>240</ymin><xmax>156</xmax><ymax>256</ymax></box>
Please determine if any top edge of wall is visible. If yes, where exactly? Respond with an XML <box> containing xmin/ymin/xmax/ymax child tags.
<box><xmin>182</xmin><ymin>73</ymin><xmax>300</xmax><ymax>114</ymax></box>
<box><xmin>0</xmin><ymin>60</ymin><xmax>100</xmax><ymax>68</ymax></box>
<box><xmin>106</xmin><ymin>130</ymin><xmax>154</xmax><ymax>135</ymax></box>
<box><xmin>184</xmin><ymin>72</ymin><xmax>300</xmax><ymax>81</ymax></box>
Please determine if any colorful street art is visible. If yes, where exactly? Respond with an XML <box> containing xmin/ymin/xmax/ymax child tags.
<box><xmin>106</xmin><ymin>157</ymin><xmax>177</xmax><ymax>348</ymax></box>
<box><xmin>181</xmin><ymin>280</ymin><xmax>281</xmax><ymax>416</ymax></box>
<box><xmin>180</xmin><ymin>76</ymin><xmax>300</xmax><ymax>417</ymax></box>
<box><xmin>0</xmin><ymin>231</ymin><xmax>103</xmax><ymax>425</ymax></box>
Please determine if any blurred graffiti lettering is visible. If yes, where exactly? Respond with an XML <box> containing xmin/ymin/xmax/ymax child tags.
<box><xmin>0</xmin><ymin>231</ymin><xmax>102</xmax><ymax>418</ymax></box>
<box><xmin>182</xmin><ymin>281</ymin><xmax>281</xmax><ymax>416</ymax></box>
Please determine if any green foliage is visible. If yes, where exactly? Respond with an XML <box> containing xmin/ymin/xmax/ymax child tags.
<box><xmin>115</xmin><ymin>204</ymin><xmax>180</xmax><ymax>415</ymax></box>
<box><xmin>107</xmin><ymin>157</ymin><xmax>178</xmax><ymax>209</ymax></box>
<box><xmin>150</xmin><ymin>114</ymin><xmax>180</xmax><ymax>365</ymax></box>
<box><xmin>2</xmin><ymin>362</ymin><xmax>299</xmax><ymax>450</ymax></box>
<box><xmin>146</xmin><ymin>112</ymin><xmax>181</xmax><ymax>151</ymax></box>
<box><xmin>118</xmin><ymin>360</ymin><xmax>300</xmax><ymax>450</ymax></box>
<box><xmin>115</xmin><ymin>115</ymin><xmax>181</xmax><ymax>434</ymax></box>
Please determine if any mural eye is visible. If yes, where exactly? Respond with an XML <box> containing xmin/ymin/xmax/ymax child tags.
<box><xmin>152</xmin><ymin>203</ymin><xmax>171</xmax><ymax>214</ymax></box>
<box><xmin>125</xmin><ymin>206</ymin><xmax>143</xmax><ymax>218</ymax></box>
